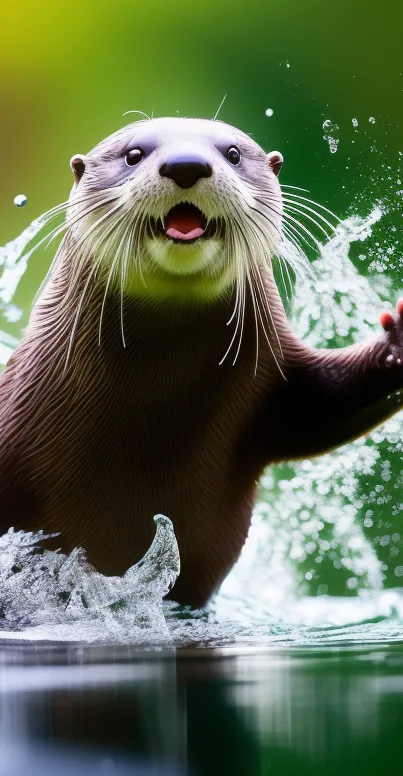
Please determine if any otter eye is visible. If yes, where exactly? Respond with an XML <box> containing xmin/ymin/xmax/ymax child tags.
<box><xmin>226</xmin><ymin>146</ymin><xmax>241</xmax><ymax>165</ymax></box>
<box><xmin>125</xmin><ymin>148</ymin><xmax>144</xmax><ymax>166</ymax></box>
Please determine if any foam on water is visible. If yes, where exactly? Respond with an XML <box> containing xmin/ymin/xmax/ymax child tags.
<box><xmin>1</xmin><ymin>196</ymin><xmax>403</xmax><ymax>646</ymax></box>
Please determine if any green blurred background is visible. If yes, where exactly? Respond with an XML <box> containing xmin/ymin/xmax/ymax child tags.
<box><xmin>1</xmin><ymin>0</ymin><xmax>403</xmax><ymax>595</ymax></box>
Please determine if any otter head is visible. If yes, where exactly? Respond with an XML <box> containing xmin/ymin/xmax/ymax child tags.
<box><xmin>68</xmin><ymin>118</ymin><xmax>284</xmax><ymax>302</ymax></box>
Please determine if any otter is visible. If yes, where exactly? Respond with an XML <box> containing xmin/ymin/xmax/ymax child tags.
<box><xmin>0</xmin><ymin>117</ymin><xmax>402</xmax><ymax>607</ymax></box>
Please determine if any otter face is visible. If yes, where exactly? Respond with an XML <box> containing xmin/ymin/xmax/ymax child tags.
<box><xmin>68</xmin><ymin>117</ymin><xmax>283</xmax><ymax>302</ymax></box>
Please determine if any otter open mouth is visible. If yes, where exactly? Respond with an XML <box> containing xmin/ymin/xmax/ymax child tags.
<box><xmin>149</xmin><ymin>203</ymin><xmax>220</xmax><ymax>244</ymax></box>
<box><xmin>165</xmin><ymin>203</ymin><xmax>206</xmax><ymax>242</ymax></box>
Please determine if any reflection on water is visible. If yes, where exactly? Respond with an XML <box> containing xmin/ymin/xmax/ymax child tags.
<box><xmin>0</xmin><ymin>644</ymin><xmax>403</xmax><ymax>775</ymax></box>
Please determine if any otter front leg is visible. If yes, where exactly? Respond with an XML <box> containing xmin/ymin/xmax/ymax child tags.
<box><xmin>265</xmin><ymin>299</ymin><xmax>403</xmax><ymax>461</ymax></box>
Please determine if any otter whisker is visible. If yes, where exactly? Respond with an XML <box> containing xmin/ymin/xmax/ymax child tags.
<box><xmin>280</xmin><ymin>184</ymin><xmax>310</xmax><ymax>193</ymax></box>
<box><xmin>218</xmin><ymin>289</ymin><xmax>243</xmax><ymax>366</ymax></box>
<box><xmin>219</xmin><ymin>232</ymin><xmax>244</xmax><ymax>365</ymax></box>
<box><xmin>32</xmin><ymin>234</ymin><xmax>71</xmax><ymax>306</ymax></box>
<box><xmin>70</xmin><ymin>200</ymin><xmax>127</xmax><ymax>263</ymax></box>
<box><xmin>30</xmin><ymin>191</ymin><xmax>109</xmax><ymax>230</ymax></box>
<box><xmin>247</xmin><ymin>252</ymin><xmax>285</xmax><ymax>378</ymax></box>
<box><xmin>276</xmin><ymin>253</ymin><xmax>291</xmax><ymax>302</ymax></box>
<box><xmin>280</xmin><ymin>224</ymin><xmax>309</xmax><ymax>259</ymax></box>
<box><xmin>280</xmin><ymin>253</ymin><xmax>295</xmax><ymax>297</ymax></box>
<box><xmin>120</xmin><ymin>223</ymin><xmax>136</xmax><ymax>347</ymax></box>
<box><xmin>130</xmin><ymin>210</ymin><xmax>148</xmax><ymax>288</ymax></box>
<box><xmin>227</xmin><ymin>210</ymin><xmax>284</xmax><ymax>376</ymax></box>
<box><xmin>63</xmin><ymin>204</ymin><xmax>133</xmax><ymax>368</ymax></box>
<box><xmin>227</xmin><ymin>277</ymin><xmax>240</xmax><ymax>326</ymax></box>
<box><xmin>254</xmin><ymin>195</ymin><xmax>284</xmax><ymax>211</ymax></box>
<box><xmin>44</xmin><ymin>195</ymin><xmax>121</xmax><ymax>253</ymax></box>
<box><xmin>248</xmin><ymin>194</ymin><xmax>314</xmax><ymax>283</ymax></box>
<box><xmin>244</xmin><ymin>263</ymin><xmax>260</xmax><ymax>376</ymax></box>
<box><xmin>282</xmin><ymin>213</ymin><xmax>321</xmax><ymax>250</ymax></box>
<box><xmin>236</xmin><ymin>210</ymin><xmax>285</xmax><ymax>365</ymax></box>
<box><xmin>29</xmin><ymin>193</ymin><xmax>121</xmax><ymax>304</ymax></box>
<box><xmin>249</xmin><ymin>260</ymin><xmax>286</xmax><ymax>379</ymax></box>
<box><xmin>123</xmin><ymin>110</ymin><xmax>151</xmax><ymax>121</ymax></box>
<box><xmin>278</xmin><ymin>233</ymin><xmax>316</xmax><ymax>287</ymax></box>
<box><xmin>282</xmin><ymin>220</ymin><xmax>317</xmax><ymax>253</ymax></box>
<box><xmin>23</xmin><ymin>194</ymin><xmax>120</xmax><ymax>274</ymax></box>
<box><xmin>67</xmin><ymin>211</ymin><xmax>127</xmax><ymax>348</ymax></box>
<box><xmin>231</xmin><ymin>233</ymin><xmax>247</xmax><ymax>367</ymax></box>
<box><xmin>225</xmin><ymin>221</ymin><xmax>243</xmax><ymax>328</ymax></box>
<box><xmin>233</xmin><ymin>277</ymin><xmax>246</xmax><ymax>367</ymax></box>
<box><xmin>98</xmin><ymin>215</ymin><xmax>131</xmax><ymax>347</ymax></box>
<box><xmin>213</xmin><ymin>94</ymin><xmax>227</xmax><ymax>121</ymax></box>
<box><xmin>283</xmin><ymin>202</ymin><xmax>334</xmax><ymax>238</ymax></box>
<box><xmin>247</xmin><ymin>202</ymin><xmax>283</xmax><ymax>242</ymax></box>
<box><xmin>282</xmin><ymin>193</ymin><xmax>341</xmax><ymax>223</ymax></box>
<box><xmin>252</xmin><ymin>261</ymin><xmax>284</xmax><ymax>359</ymax></box>
<box><xmin>64</xmin><ymin>252</ymin><xmax>104</xmax><ymax>372</ymax></box>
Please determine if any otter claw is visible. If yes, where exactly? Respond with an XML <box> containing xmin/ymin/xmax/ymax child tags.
<box><xmin>381</xmin><ymin>298</ymin><xmax>403</xmax><ymax>368</ymax></box>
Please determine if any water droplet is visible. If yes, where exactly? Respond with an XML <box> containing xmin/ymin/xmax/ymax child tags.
<box><xmin>326</xmin><ymin>137</ymin><xmax>339</xmax><ymax>154</ymax></box>
<box><xmin>352</xmin><ymin>118</ymin><xmax>359</xmax><ymax>127</ymax></box>
<box><xmin>265</xmin><ymin>108</ymin><xmax>274</xmax><ymax>117</ymax></box>
<box><xmin>13</xmin><ymin>194</ymin><xmax>27</xmax><ymax>208</ymax></box>
<box><xmin>322</xmin><ymin>120</ymin><xmax>340</xmax><ymax>153</ymax></box>
<box><xmin>369</xmin><ymin>116</ymin><xmax>376</xmax><ymax>124</ymax></box>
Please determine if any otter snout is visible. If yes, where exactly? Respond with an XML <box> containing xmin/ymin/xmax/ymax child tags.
<box><xmin>159</xmin><ymin>154</ymin><xmax>212</xmax><ymax>189</ymax></box>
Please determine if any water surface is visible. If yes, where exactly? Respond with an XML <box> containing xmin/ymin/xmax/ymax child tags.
<box><xmin>1</xmin><ymin>643</ymin><xmax>403</xmax><ymax>775</ymax></box>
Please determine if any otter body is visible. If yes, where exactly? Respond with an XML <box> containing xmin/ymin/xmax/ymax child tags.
<box><xmin>1</xmin><ymin>117</ymin><xmax>403</xmax><ymax>606</ymax></box>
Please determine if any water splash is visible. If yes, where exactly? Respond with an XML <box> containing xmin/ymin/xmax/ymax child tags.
<box><xmin>0</xmin><ymin>216</ymin><xmax>44</xmax><ymax>365</ymax></box>
<box><xmin>0</xmin><ymin>516</ymin><xmax>179</xmax><ymax>644</ymax></box>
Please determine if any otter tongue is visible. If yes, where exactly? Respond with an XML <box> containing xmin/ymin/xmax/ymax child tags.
<box><xmin>165</xmin><ymin>207</ymin><xmax>205</xmax><ymax>241</ymax></box>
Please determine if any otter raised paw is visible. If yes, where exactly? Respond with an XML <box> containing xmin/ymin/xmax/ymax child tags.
<box><xmin>380</xmin><ymin>298</ymin><xmax>403</xmax><ymax>368</ymax></box>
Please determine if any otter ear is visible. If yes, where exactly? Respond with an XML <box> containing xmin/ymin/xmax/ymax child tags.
<box><xmin>267</xmin><ymin>151</ymin><xmax>284</xmax><ymax>177</ymax></box>
<box><xmin>70</xmin><ymin>154</ymin><xmax>87</xmax><ymax>184</ymax></box>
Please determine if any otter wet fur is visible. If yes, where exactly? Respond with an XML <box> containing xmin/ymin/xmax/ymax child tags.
<box><xmin>1</xmin><ymin>117</ymin><xmax>403</xmax><ymax>607</ymax></box>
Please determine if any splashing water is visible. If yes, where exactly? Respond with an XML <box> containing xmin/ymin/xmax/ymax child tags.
<box><xmin>0</xmin><ymin>516</ymin><xmax>179</xmax><ymax>644</ymax></box>
<box><xmin>0</xmin><ymin>217</ymin><xmax>44</xmax><ymax>364</ymax></box>
<box><xmin>1</xmin><ymin>202</ymin><xmax>403</xmax><ymax>646</ymax></box>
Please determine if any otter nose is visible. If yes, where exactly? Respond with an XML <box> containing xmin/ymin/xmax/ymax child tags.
<box><xmin>159</xmin><ymin>155</ymin><xmax>212</xmax><ymax>189</ymax></box>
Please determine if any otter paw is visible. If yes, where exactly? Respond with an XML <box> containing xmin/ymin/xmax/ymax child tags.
<box><xmin>380</xmin><ymin>298</ymin><xmax>403</xmax><ymax>367</ymax></box>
